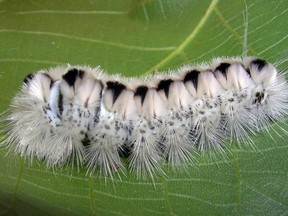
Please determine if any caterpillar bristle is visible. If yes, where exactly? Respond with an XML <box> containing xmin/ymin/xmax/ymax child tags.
<box><xmin>1</xmin><ymin>56</ymin><xmax>287</xmax><ymax>180</ymax></box>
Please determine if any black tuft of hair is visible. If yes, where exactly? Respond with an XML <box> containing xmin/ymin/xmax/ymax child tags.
<box><xmin>215</xmin><ymin>63</ymin><xmax>231</xmax><ymax>79</ymax></box>
<box><xmin>157</xmin><ymin>79</ymin><xmax>173</xmax><ymax>98</ymax></box>
<box><xmin>184</xmin><ymin>70</ymin><xmax>200</xmax><ymax>89</ymax></box>
<box><xmin>251</xmin><ymin>59</ymin><xmax>268</xmax><ymax>71</ymax></box>
<box><xmin>62</xmin><ymin>68</ymin><xmax>85</xmax><ymax>86</ymax></box>
<box><xmin>106</xmin><ymin>81</ymin><xmax>126</xmax><ymax>103</ymax></box>
<box><xmin>23</xmin><ymin>74</ymin><xmax>34</xmax><ymax>85</ymax></box>
<box><xmin>135</xmin><ymin>85</ymin><xmax>148</xmax><ymax>105</ymax></box>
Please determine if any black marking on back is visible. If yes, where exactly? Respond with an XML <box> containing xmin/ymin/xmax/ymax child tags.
<box><xmin>94</xmin><ymin>87</ymin><xmax>103</xmax><ymax>124</ymax></box>
<box><xmin>41</xmin><ymin>73</ymin><xmax>54</xmax><ymax>88</ymax></box>
<box><xmin>58</xmin><ymin>91</ymin><xmax>63</xmax><ymax>116</ymax></box>
<box><xmin>245</xmin><ymin>68</ymin><xmax>251</xmax><ymax>76</ymax></box>
<box><xmin>23</xmin><ymin>74</ymin><xmax>34</xmax><ymax>85</ymax></box>
<box><xmin>237</xmin><ymin>64</ymin><xmax>251</xmax><ymax>77</ymax></box>
<box><xmin>157</xmin><ymin>79</ymin><xmax>173</xmax><ymax>98</ymax></box>
<box><xmin>215</xmin><ymin>63</ymin><xmax>230</xmax><ymax>79</ymax></box>
<box><xmin>106</xmin><ymin>81</ymin><xmax>126</xmax><ymax>104</ymax></box>
<box><xmin>251</xmin><ymin>59</ymin><xmax>268</xmax><ymax>71</ymax></box>
<box><xmin>184</xmin><ymin>70</ymin><xmax>200</xmax><ymax>90</ymax></box>
<box><xmin>42</xmin><ymin>73</ymin><xmax>51</xmax><ymax>79</ymax></box>
<box><xmin>135</xmin><ymin>85</ymin><xmax>148</xmax><ymax>105</ymax></box>
<box><xmin>89</xmin><ymin>81</ymin><xmax>103</xmax><ymax>124</ymax></box>
<box><xmin>62</xmin><ymin>68</ymin><xmax>85</xmax><ymax>86</ymax></box>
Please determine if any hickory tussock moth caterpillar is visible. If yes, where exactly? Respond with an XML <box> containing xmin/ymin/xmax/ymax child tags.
<box><xmin>1</xmin><ymin>57</ymin><xmax>287</xmax><ymax>179</ymax></box>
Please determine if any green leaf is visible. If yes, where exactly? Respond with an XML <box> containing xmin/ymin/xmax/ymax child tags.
<box><xmin>0</xmin><ymin>0</ymin><xmax>287</xmax><ymax>215</ymax></box>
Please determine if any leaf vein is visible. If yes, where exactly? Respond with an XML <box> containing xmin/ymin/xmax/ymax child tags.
<box><xmin>0</xmin><ymin>29</ymin><xmax>176</xmax><ymax>52</ymax></box>
<box><xmin>143</xmin><ymin>0</ymin><xmax>219</xmax><ymax>75</ymax></box>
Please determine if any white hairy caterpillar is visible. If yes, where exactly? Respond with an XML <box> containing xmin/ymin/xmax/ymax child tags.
<box><xmin>1</xmin><ymin>57</ymin><xmax>287</xmax><ymax>179</ymax></box>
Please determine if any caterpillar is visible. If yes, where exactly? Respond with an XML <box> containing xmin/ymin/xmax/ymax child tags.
<box><xmin>1</xmin><ymin>56</ymin><xmax>287</xmax><ymax>179</ymax></box>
